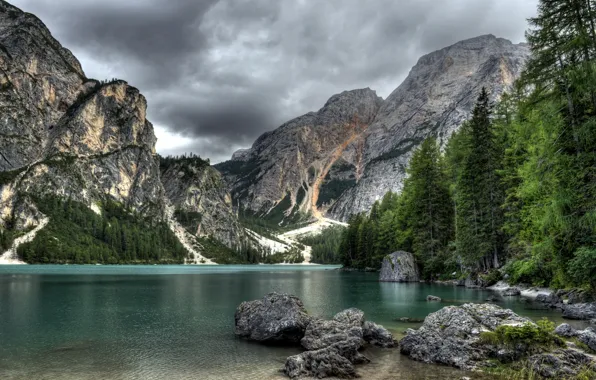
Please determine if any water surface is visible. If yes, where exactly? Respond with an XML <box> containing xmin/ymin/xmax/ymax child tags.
<box><xmin>0</xmin><ymin>265</ymin><xmax>576</xmax><ymax>379</ymax></box>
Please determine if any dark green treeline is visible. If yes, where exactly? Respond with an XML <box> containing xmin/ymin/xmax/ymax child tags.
<box><xmin>339</xmin><ymin>0</ymin><xmax>596</xmax><ymax>290</ymax></box>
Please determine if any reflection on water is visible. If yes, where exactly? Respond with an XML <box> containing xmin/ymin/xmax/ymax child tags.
<box><xmin>0</xmin><ymin>265</ymin><xmax>579</xmax><ymax>379</ymax></box>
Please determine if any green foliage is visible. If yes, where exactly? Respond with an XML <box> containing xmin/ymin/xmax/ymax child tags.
<box><xmin>480</xmin><ymin>320</ymin><xmax>560</xmax><ymax>349</ymax></box>
<box><xmin>479</xmin><ymin>269</ymin><xmax>503</xmax><ymax>287</ymax></box>
<box><xmin>260</xmin><ymin>247</ymin><xmax>304</xmax><ymax>264</ymax></box>
<box><xmin>299</xmin><ymin>225</ymin><xmax>345</xmax><ymax>264</ymax></box>
<box><xmin>159</xmin><ymin>153</ymin><xmax>210</xmax><ymax>172</ymax></box>
<box><xmin>17</xmin><ymin>196</ymin><xmax>189</xmax><ymax>264</ymax></box>
<box><xmin>316</xmin><ymin>178</ymin><xmax>356</xmax><ymax>207</ymax></box>
<box><xmin>568</xmin><ymin>248</ymin><xmax>596</xmax><ymax>291</ymax></box>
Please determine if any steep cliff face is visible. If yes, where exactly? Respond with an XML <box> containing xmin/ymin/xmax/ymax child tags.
<box><xmin>0</xmin><ymin>1</ymin><xmax>242</xmax><ymax>262</ymax></box>
<box><xmin>160</xmin><ymin>156</ymin><xmax>243</xmax><ymax>249</ymax></box>
<box><xmin>220</xmin><ymin>35</ymin><xmax>529</xmax><ymax>221</ymax></box>
<box><xmin>216</xmin><ymin>88</ymin><xmax>382</xmax><ymax>224</ymax></box>
<box><xmin>0</xmin><ymin>0</ymin><xmax>85</xmax><ymax>171</ymax></box>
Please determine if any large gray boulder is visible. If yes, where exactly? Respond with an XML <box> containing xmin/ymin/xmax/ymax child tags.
<box><xmin>234</xmin><ymin>293</ymin><xmax>311</xmax><ymax>343</ymax></box>
<box><xmin>287</xmin><ymin>307</ymin><xmax>393</xmax><ymax>378</ymax></box>
<box><xmin>284</xmin><ymin>337</ymin><xmax>368</xmax><ymax>379</ymax></box>
<box><xmin>563</xmin><ymin>303</ymin><xmax>596</xmax><ymax>320</ymax></box>
<box><xmin>399</xmin><ymin>303</ymin><xmax>532</xmax><ymax>370</ymax></box>
<box><xmin>379</xmin><ymin>251</ymin><xmax>420</xmax><ymax>282</ymax></box>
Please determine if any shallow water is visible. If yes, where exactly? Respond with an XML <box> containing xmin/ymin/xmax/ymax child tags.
<box><xmin>0</xmin><ymin>265</ymin><xmax>582</xmax><ymax>379</ymax></box>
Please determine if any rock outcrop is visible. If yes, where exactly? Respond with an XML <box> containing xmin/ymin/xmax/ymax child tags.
<box><xmin>399</xmin><ymin>303</ymin><xmax>532</xmax><ymax>370</ymax></box>
<box><xmin>160</xmin><ymin>156</ymin><xmax>244</xmax><ymax>249</ymax></box>
<box><xmin>400</xmin><ymin>303</ymin><xmax>596</xmax><ymax>378</ymax></box>
<box><xmin>234</xmin><ymin>293</ymin><xmax>311</xmax><ymax>343</ymax></box>
<box><xmin>218</xmin><ymin>35</ymin><xmax>530</xmax><ymax>222</ymax></box>
<box><xmin>379</xmin><ymin>251</ymin><xmax>420</xmax><ymax>282</ymax></box>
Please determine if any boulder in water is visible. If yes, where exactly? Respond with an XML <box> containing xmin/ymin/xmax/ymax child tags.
<box><xmin>501</xmin><ymin>287</ymin><xmax>521</xmax><ymax>296</ymax></box>
<box><xmin>563</xmin><ymin>303</ymin><xmax>596</xmax><ymax>320</ymax></box>
<box><xmin>284</xmin><ymin>337</ymin><xmax>367</xmax><ymax>379</ymax></box>
<box><xmin>426</xmin><ymin>295</ymin><xmax>442</xmax><ymax>302</ymax></box>
<box><xmin>379</xmin><ymin>251</ymin><xmax>420</xmax><ymax>282</ymax></box>
<box><xmin>234</xmin><ymin>293</ymin><xmax>311</xmax><ymax>343</ymax></box>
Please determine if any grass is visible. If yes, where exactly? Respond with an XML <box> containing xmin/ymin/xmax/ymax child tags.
<box><xmin>480</xmin><ymin>320</ymin><xmax>561</xmax><ymax>349</ymax></box>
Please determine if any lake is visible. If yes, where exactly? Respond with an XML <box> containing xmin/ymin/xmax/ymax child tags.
<box><xmin>0</xmin><ymin>265</ymin><xmax>578</xmax><ymax>379</ymax></box>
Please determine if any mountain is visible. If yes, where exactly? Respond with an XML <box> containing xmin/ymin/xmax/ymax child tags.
<box><xmin>217</xmin><ymin>34</ymin><xmax>530</xmax><ymax>222</ymax></box>
<box><xmin>0</xmin><ymin>1</ymin><xmax>242</xmax><ymax>264</ymax></box>
<box><xmin>216</xmin><ymin>88</ymin><xmax>382</xmax><ymax>224</ymax></box>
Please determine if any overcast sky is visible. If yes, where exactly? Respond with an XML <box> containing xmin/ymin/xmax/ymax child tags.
<box><xmin>13</xmin><ymin>0</ymin><xmax>537</xmax><ymax>163</ymax></box>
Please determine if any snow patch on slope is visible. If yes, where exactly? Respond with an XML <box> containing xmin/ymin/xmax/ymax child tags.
<box><xmin>0</xmin><ymin>216</ymin><xmax>49</xmax><ymax>265</ymax></box>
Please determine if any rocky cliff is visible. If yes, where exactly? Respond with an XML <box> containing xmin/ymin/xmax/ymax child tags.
<box><xmin>160</xmin><ymin>155</ymin><xmax>243</xmax><ymax>249</ymax></box>
<box><xmin>219</xmin><ymin>35</ymin><xmax>530</xmax><ymax>221</ymax></box>
<box><xmin>0</xmin><ymin>1</ymin><xmax>242</xmax><ymax>263</ymax></box>
<box><xmin>216</xmin><ymin>88</ymin><xmax>382</xmax><ymax>224</ymax></box>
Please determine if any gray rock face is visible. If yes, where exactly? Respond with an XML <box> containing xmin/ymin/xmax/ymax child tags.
<box><xmin>218</xmin><ymin>35</ymin><xmax>530</xmax><ymax>222</ymax></box>
<box><xmin>399</xmin><ymin>303</ymin><xmax>532</xmax><ymax>370</ymax></box>
<box><xmin>563</xmin><ymin>303</ymin><xmax>596</xmax><ymax>320</ymax></box>
<box><xmin>160</xmin><ymin>158</ymin><xmax>244</xmax><ymax>249</ymax></box>
<box><xmin>379</xmin><ymin>251</ymin><xmax>420</xmax><ymax>282</ymax></box>
<box><xmin>0</xmin><ymin>1</ymin><xmax>85</xmax><ymax>172</ymax></box>
<box><xmin>234</xmin><ymin>293</ymin><xmax>311</xmax><ymax>343</ymax></box>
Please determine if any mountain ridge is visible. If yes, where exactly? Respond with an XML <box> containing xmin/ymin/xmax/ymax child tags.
<box><xmin>218</xmin><ymin>34</ymin><xmax>530</xmax><ymax>222</ymax></box>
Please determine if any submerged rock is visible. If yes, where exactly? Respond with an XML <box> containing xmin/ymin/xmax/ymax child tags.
<box><xmin>234</xmin><ymin>293</ymin><xmax>311</xmax><ymax>343</ymax></box>
<box><xmin>563</xmin><ymin>303</ymin><xmax>596</xmax><ymax>320</ymax></box>
<box><xmin>379</xmin><ymin>251</ymin><xmax>420</xmax><ymax>282</ymax></box>
<box><xmin>501</xmin><ymin>287</ymin><xmax>521</xmax><ymax>296</ymax></box>
<box><xmin>399</xmin><ymin>303</ymin><xmax>532</xmax><ymax>370</ymax></box>
<box><xmin>426</xmin><ymin>295</ymin><xmax>442</xmax><ymax>302</ymax></box>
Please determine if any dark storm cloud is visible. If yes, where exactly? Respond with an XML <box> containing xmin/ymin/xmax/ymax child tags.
<box><xmin>12</xmin><ymin>0</ymin><xmax>537</xmax><ymax>162</ymax></box>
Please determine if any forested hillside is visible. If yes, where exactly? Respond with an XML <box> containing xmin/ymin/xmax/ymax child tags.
<box><xmin>339</xmin><ymin>0</ymin><xmax>596</xmax><ymax>291</ymax></box>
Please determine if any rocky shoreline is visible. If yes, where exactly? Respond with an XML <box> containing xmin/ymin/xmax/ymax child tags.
<box><xmin>234</xmin><ymin>293</ymin><xmax>396</xmax><ymax>379</ymax></box>
<box><xmin>235</xmin><ymin>293</ymin><xmax>596</xmax><ymax>379</ymax></box>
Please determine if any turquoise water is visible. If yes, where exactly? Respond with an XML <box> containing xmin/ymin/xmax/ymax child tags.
<box><xmin>0</xmin><ymin>265</ymin><xmax>577</xmax><ymax>379</ymax></box>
